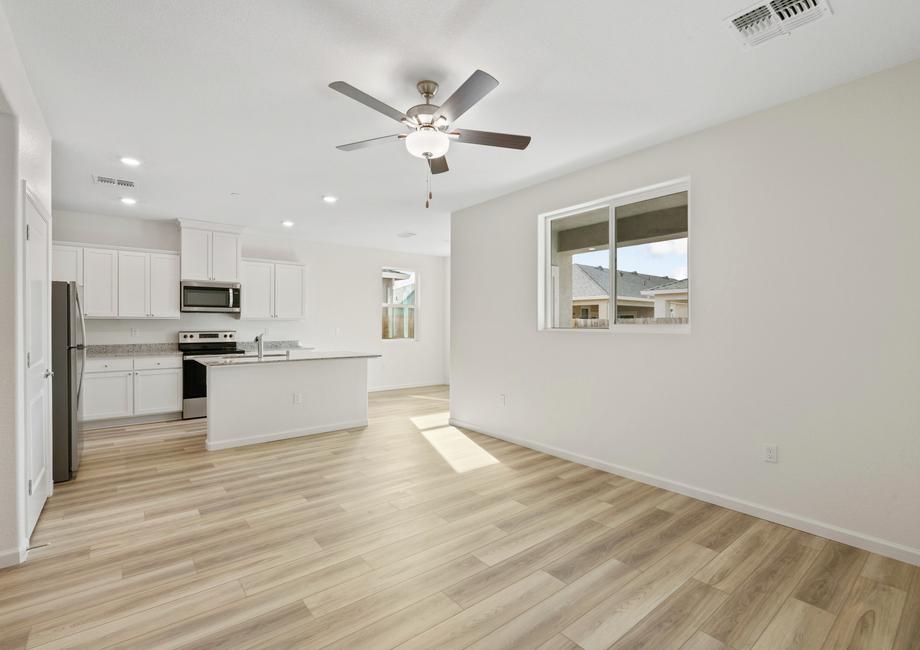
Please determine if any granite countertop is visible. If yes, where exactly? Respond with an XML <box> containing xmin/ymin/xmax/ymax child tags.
<box><xmin>86</xmin><ymin>340</ymin><xmax>310</xmax><ymax>359</ymax></box>
<box><xmin>194</xmin><ymin>350</ymin><xmax>381</xmax><ymax>367</ymax></box>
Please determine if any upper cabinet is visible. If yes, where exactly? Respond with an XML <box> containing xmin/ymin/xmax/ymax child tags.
<box><xmin>53</xmin><ymin>244</ymin><xmax>180</xmax><ymax>319</ymax></box>
<box><xmin>52</xmin><ymin>245</ymin><xmax>83</xmax><ymax>285</ymax></box>
<box><xmin>83</xmin><ymin>248</ymin><xmax>119</xmax><ymax>318</ymax></box>
<box><xmin>179</xmin><ymin>220</ymin><xmax>242</xmax><ymax>282</ymax></box>
<box><xmin>241</xmin><ymin>259</ymin><xmax>304</xmax><ymax>320</ymax></box>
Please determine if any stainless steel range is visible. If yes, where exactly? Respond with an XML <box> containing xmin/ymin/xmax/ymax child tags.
<box><xmin>179</xmin><ymin>330</ymin><xmax>245</xmax><ymax>419</ymax></box>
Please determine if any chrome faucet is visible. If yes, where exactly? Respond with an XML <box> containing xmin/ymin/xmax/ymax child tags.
<box><xmin>255</xmin><ymin>333</ymin><xmax>264</xmax><ymax>360</ymax></box>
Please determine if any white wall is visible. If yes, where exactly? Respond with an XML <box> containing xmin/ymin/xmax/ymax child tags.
<box><xmin>0</xmin><ymin>2</ymin><xmax>53</xmax><ymax>567</ymax></box>
<box><xmin>53</xmin><ymin>210</ymin><xmax>449</xmax><ymax>391</ymax></box>
<box><xmin>451</xmin><ymin>60</ymin><xmax>920</xmax><ymax>564</ymax></box>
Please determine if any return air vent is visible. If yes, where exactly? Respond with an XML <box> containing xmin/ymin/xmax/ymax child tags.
<box><xmin>726</xmin><ymin>0</ymin><xmax>832</xmax><ymax>47</ymax></box>
<box><xmin>92</xmin><ymin>174</ymin><xmax>136</xmax><ymax>188</ymax></box>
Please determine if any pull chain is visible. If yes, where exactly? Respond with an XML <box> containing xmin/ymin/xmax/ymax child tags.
<box><xmin>425</xmin><ymin>162</ymin><xmax>431</xmax><ymax>208</ymax></box>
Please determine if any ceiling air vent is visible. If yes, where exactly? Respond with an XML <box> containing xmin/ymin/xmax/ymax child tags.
<box><xmin>92</xmin><ymin>174</ymin><xmax>136</xmax><ymax>188</ymax></box>
<box><xmin>726</xmin><ymin>0</ymin><xmax>832</xmax><ymax>47</ymax></box>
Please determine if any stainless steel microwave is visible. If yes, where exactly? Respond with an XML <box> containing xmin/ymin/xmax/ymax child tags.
<box><xmin>180</xmin><ymin>281</ymin><xmax>241</xmax><ymax>313</ymax></box>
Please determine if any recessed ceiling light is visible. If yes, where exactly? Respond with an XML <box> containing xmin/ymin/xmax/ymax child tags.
<box><xmin>322</xmin><ymin>195</ymin><xmax>338</xmax><ymax>204</ymax></box>
<box><xmin>397</xmin><ymin>231</ymin><xmax>416</xmax><ymax>238</ymax></box>
<box><xmin>120</xmin><ymin>157</ymin><xmax>141</xmax><ymax>167</ymax></box>
<box><xmin>281</xmin><ymin>220</ymin><xmax>295</xmax><ymax>228</ymax></box>
<box><xmin>120</xmin><ymin>197</ymin><xmax>137</xmax><ymax>205</ymax></box>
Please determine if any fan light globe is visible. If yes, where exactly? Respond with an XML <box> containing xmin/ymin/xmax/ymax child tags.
<box><xmin>405</xmin><ymin>128</ymin><xmax>449</xmax><ymax>159</ymax></box>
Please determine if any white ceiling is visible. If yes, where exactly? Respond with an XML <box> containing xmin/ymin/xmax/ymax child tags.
<box><xmin>4</xmin><ymin>0</ymin><xmax>920</xmax><ymax>256</ymax></box>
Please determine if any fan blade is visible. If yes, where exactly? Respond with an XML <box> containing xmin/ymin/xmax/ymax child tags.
<box><xmin>428</xmin><ymin>156</ymin><xmax>449</xmax><ymax>174</ymax></box>
<box><xmin>336</xmin><ymin>134</ymin><xmax>405</xmax><ymax>151</ymax></box>
<box><xmin>452</xmin><ymin>129</ymin><xmax>531</xmax><ymax>150</ymax></box>
<box><xmin>433</xmin><ymin>70</ymin><xmax>498</xmax><ymax>125</ymax></box>
<box><xmin>329</xmin><ymin>81</ymin><xmax>408</xmax><ymax>124</ymax></box>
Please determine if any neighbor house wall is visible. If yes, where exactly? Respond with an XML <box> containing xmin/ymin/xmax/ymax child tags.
<box><xmin>53</xmin><ymin>211</ymin><xmax>449</xmax><ymax>392</ymax></box>
<box><xmin>0</xmin><ymin>2</ymin><xmax>52</xmax><ymax>567</ymax></box>
<box><xmin>450</xmin><ymin>60</ymin><xmax>920</xmax><ymax>563</ymax></box>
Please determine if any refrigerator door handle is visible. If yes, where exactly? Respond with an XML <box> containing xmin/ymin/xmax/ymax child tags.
<box><xmin>75</xmin><ymin>285</ymin><xmax>87</xmax><ymax>401</ymax></box>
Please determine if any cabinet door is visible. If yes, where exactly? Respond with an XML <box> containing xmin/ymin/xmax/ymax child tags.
<box><xmin>52</xmin><ymin>245</ymin><xmax>83</xmax><ymax>285</ymax></box>
<box><xmin>82</xmin><ymin>371</ymin><xmax>134</xmax><ymax>420</ymax></box>
<box><xmin>149</xmin><ymin>253</ymin><xmax>180</xmax><ymax>318</ymax></box>
<box><xmin>274</xmin><ymin>263</ymin><xmax>304</xmax><ymax>319</ymax></box>
<box><xmin>83</xmin><ymin>248</ymin><xmax>119</xmax><ymax>318</ymax></box>
<box><xmin>117</xmin><ymin>251</ymin><xmax>149</xmax><ymax>318</ymax></box>
<box><xmin>241</xmin><ymin>260</ymin><xmax>274</xmax><ymax>319</ymax></box>
<box><xmin>133</xmin><ymin>369</ymin><xmax>182</xmax><ymax>415</ymax></box>
<box><xmin>210</xmin><ymin>232</ymin><xmax>240</xmax><ymax>282</ymax></box>
<box><xmin>181</xmin><ymin>228</ymin><xmax>212</xmax><ymax>280</ymax></box>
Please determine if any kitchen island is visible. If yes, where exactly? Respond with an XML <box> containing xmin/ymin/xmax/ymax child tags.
<box><xmin>195</xmin><ymin>351</ymin><xmax>380</xmax><ymax>450</ymax></box>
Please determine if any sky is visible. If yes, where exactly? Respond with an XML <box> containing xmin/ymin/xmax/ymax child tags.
<box><xmin>573</xmin><ymin>237</ymin><xmax>687</xmax><ymax>280</ymax></box>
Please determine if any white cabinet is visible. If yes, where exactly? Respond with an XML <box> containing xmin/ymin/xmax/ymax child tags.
<box><xmin>149</xmin><ymin>254</ymin><xmax>180</xmax><ymax>318</ymax></box>
<box><xmin>274</xmin><ymin>263</ymin><xmax>305</xmax><ymax>319</ymax></box>
<box><xmin>117</xmin><ymin>251</ymin><xmax>149</xmax><ymax>318</ymax></box>
<box><xmin>83</xmin><ymin>248</ymin><xmax>119</xmax><ymax>318</ymax></box>
<box><xmin>83</xmin><ymin>356</ymin><xmax>182</xmax><ymax>422</ymax></box>
<box><xmin>241</xmin><ymin>259</ymin><xmax>304</xmax><ymax>320</ymax></box>
<box><xmin>52</xmin><ymin>245</ymin><xmax>83</xmax><ymax>285</ymax></box>
<box><xmin>82</xmin><ymin>371</ymin><xmax>134</xmax><ymax>420</ymax></box>
<box><xmin>133</xmin><ymin>368</ymin><xmax>182</xmax><ymax>415</ymax></box>
<box><xmin>241</xmin><ymin>261</ymin><xmax>274</xmax><ymax>319</ymax></box>
<box><xmin>117</xmin><ymin>251</ymin><xmax>180</xmax><ymax>319</ymax></box>
<box><xmin>180</xmin><ymin>228</ymin><xmax>212</xmax><ymax>281</ymax></box>
<box><xmin>180</xmin><ymin>223</ymin><xmax>241</xmax><ymax>282</ymax></box>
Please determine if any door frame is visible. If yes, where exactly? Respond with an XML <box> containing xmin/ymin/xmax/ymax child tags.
<box><xmin>22</xmin><ymin>179</ymin><xmax>53</xmax><ymax>539</ymax></box>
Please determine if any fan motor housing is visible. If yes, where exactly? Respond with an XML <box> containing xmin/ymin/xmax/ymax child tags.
<box><xmin>406</xmin><ymin>103</ymin><xmax>444</xmax><ymax>127</ymax></box>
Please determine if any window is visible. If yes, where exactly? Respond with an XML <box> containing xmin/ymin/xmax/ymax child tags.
<box><xmin>539</xmin><ymin>179</ymin><xmax>689</xmax><ymax>330</ymax></box>
<box><xmin>382</xmin><ymin>268</ymin><xmax>417</xmax><ymax>339</ymax></box>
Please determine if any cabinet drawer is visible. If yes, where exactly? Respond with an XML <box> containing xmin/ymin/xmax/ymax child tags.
<box><xmin>134</xmin><ymin>355</ymin><xmax>182</xmax><ymax>370</ymax></box>
<box><xmin>85</xmin><ymin>358</ymin><xmax>134</xmax><ymax>373</ymax></box>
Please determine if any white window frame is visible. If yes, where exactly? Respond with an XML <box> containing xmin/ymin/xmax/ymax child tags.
<box><xmin>381</xmin><ymin>267</ymin><xmax>419</xmax><ymax>341</ymax></box>
<box><xmin>537</xmin><ymin>177</ymin><xmax>691</xmax><ymax>334</ymax></box>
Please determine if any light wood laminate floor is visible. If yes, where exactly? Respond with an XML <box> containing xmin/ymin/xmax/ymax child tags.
<box><xmin>2</xmin><ymin>386</ymin><xmax>918</xmax><ymax>649</ymax></box>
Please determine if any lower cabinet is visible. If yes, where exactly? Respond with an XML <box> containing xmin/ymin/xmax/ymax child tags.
<box><xmin>132</xmin><ymin>368</ymin><xmax>182</xmax><ymax>416</ymax></box>
<box><xmin>83</xmin><ymin>356</ymin><xmax>182</xmax><ymax>422</ymax></box>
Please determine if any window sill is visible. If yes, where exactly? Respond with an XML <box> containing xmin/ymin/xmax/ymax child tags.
<box><xmin>539</xmin><ymin>324</ymin><xmax>690</xmax><ymax>335</ymax></box>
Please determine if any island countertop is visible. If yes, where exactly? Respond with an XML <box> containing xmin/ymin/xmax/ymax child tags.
<box><xmin>193</xmin><ymin>350</ymin><xmax>381</xmax><ymax>367</ymax></box>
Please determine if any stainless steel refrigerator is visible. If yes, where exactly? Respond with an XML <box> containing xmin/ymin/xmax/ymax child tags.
<box><xmin>52</xmin><ymin>281</ymin><xmax>86</xmax><ymax>482</ymax></box>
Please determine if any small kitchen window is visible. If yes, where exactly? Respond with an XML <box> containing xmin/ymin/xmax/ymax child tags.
<box><xmin>538</xmin><ymin>178</ymin><xmax>689</xmax><ymax>331</ymax></box>
<box><xmin>382</xmin><ymin>268</ymin><xmax>417</xmax><ymax>340</ymax></box>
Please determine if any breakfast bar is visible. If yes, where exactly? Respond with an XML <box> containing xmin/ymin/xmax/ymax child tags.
<box><xmin>196</xmin><ymin>351</ymin><xmax>380</xmax><ymax>450</ymax></box>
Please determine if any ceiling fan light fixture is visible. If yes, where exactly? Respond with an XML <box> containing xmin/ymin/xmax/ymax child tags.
<box><xmin>405</xmin><ymin>127</ymin><xmax>450</xmax><ymax>159</ymax></box>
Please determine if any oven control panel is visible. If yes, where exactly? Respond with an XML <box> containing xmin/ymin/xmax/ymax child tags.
<box><xmin>178</xmin><ymin>331</ymin><xmax>237</xmax><ymax>343</ymax></box>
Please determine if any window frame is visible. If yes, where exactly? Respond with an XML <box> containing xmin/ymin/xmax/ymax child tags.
<box><xmin>381</xmin><ymin>266</ymin><xmax>419</xmax><ymax>342</ymax></box>
<box><xmin>537</xmin><ymin>177</ymin><xmax>690</xmax><ymax>334</ymax></box>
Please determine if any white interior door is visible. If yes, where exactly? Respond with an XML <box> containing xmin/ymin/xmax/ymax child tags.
<box><xmin>24</xmin><ymin>186</ymin><xmax>51</xmax><ymax>536</ymax></box>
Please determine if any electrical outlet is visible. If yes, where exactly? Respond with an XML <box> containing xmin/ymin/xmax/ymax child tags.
<box><xmin>499</xmin><ymin>393</ymin><xmax>507</xmax><ymax>406</ymax></box>
<box><xmin>292</xmin><ymin>392</ymin><xmax>303</xmax><ymax>405</ymax></box>
<box><xmin>130</xmin><ymin>328</ymin><xmax>138</xmax><ymax>337</ymax></box>
<box><xmin>335</xmin><ymin>327</ymin><xmax>342</xmax><ymax>337</ymax></box>
<box><xmin>764</xmin><ymin>444</ymin><xmax>778</xmax><ymax>463</ymax></box>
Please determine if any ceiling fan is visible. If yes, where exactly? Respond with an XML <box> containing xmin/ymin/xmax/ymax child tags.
<box><xmin>329</xmin><ymin>69</ymin><xmax>531</xmax><ymax>180</ymax></box>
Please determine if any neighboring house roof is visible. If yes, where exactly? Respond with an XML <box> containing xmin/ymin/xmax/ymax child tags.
<box><xmin>641</xmin><ymin>278</ymin><xmax>689</xmax><ymax>296</ymax></box>
<box><xmin>572</xmin><ymin>264</ymin><xmax>678</xmax><ymax>299</ymax></box>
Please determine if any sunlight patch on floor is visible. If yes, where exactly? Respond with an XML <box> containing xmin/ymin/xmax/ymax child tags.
<box><xmin>421</xmin><ymin>426</ymin><xmax>500</xmax><ymax>473</ymax></box>
<box><xmin>409</xmin><ymin>412</ymin><xmax>451</xmax><ymax>430</ymax></box>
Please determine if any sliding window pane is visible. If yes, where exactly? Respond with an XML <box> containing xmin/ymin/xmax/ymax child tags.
<box><xmin>614</xmin><ymin>191</ymin><xmax>688</xmax><ymax>324</ymax></box>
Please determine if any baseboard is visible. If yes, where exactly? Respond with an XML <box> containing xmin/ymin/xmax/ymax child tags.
<box><xmin>205</xmin><ymin>419</ymin><xmax>368</xmax><ymax>451</ymax></box>
<box><xmin>0</xmin><ymin>545</ymin><xmax>26</xmax><ymax>569</ymax></box>
<box><xmin>369</xmin><ymin>382</ymin><xmax>449</xmax><ymax>393</ymax></box>
<box><xmin>450</xmin><ymin>417</ymin><xmax>920</xmax><ymax>566</ymax></box>
<box><xmin>84</xmin><ymin>412</ymin><xmax>182</xmax><ymax>430</ymax></box>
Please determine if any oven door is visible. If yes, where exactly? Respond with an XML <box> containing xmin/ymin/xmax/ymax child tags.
<box><xmin>181</xmin><ymin>281</ymin><xmax>241</xmax><ymax>313</ymax></box>
<box><xmin>183</xmin><ymin>357</ymin><xmax>209</xmax><ymax>419</ymax></box>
